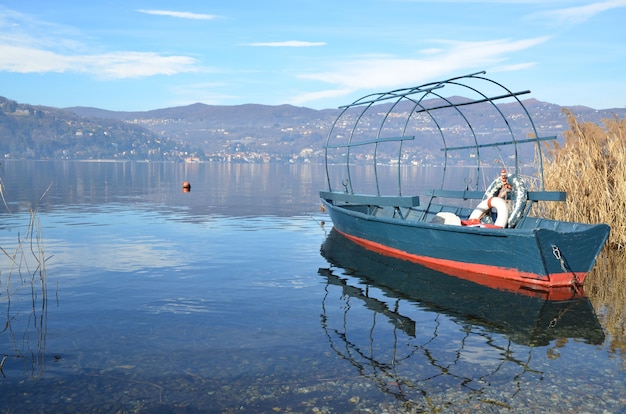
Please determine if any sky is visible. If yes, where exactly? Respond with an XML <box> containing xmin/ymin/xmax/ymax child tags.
<box><xmin>0</xmin><ymin>0</ymin><xmax>625</xmax><ymax>111</ymax></box>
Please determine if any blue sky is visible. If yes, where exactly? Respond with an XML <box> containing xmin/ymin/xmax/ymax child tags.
<box><xmin>0</xmin><ymin>0</ymin><xmax>625</xmax><ymax>111</ymax></box>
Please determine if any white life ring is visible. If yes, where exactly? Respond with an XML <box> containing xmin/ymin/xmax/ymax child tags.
<box><xmin>469</xmin><ymin>197</ymin><xmax>510</xmax><ymax>228</ymax></box>
<box><xmin>482</xmin><ymin>174</ymin><xmax>528</xmax><ymax>227</ymax></box>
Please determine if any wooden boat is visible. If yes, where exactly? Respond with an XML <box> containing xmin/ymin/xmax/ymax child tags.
<box><xmin>320</xmin><ymin>71</ymin><xmax>610</xmax><ymax>289</ymax></box>
<box><xmin>318</xmin><ymin>229</ymin><xmax>605</xmax><ymax>403</ymax></box>
<box><xmin>320</xmin><ymin>228</ymin><xmax>605</xmax><ymax>347</ymax></box>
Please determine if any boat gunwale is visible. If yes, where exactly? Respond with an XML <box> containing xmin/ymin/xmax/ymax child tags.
<box><xmin>321</xmin><ymin>196</ymin><xmax>605</xmax><ymax>236</ymax></box>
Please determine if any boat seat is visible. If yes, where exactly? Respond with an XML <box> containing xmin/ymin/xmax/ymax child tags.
<box><xmin>425</xmin><ymin>189</ymin><xmax>485</xmax><ymax>199</ymax></box>
<box><xmin>320</xmin><ymin>191</ymin><xmax>420</xmax><ymax>207</ymax></box>
<box><xmin>527</xmin><ymin>191</ymin><xmax>566</xmax><ymax>201</ymax></box>
<box><xmin>426</xmin><ymin>189</ymin><xmax>566</xmax><ymax>202</ymax></box>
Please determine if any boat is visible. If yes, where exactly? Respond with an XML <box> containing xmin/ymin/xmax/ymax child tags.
<box><xmin>320</xmin><ymin>227</ymin><xmax>605</xmax><ymax>347</ymax></box>
<box><xmin>319</xmin><ymin>71</ymin><xmax>610</xmax><ymax>289</ymax></box>
<box><xmin>318</xmin><ymin>229</ymin><xmax>605</xmax><ymax>404</ymax></box>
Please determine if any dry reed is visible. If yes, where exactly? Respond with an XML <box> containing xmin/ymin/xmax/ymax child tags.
<box><xmin>541</xmin><ymin>109</ymin><xmax>626</xmax><ymax>250</ymax></box>
<box><xmin>541</xmin><ymin>110</ymin><xmax>626</xmax><ymax>363</ymax></box>
<box><xmin>1</xmin><ymin>210</ymin><xmax>48</xmax><ymax>377</ymax></box>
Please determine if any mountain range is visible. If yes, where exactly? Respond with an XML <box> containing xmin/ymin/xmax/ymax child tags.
<box><xmin>0</xmin><ymin>95</ymin><xmax>624</xmax><ymax>163</ymax></box>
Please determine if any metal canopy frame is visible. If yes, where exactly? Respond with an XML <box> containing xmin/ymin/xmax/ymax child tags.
<box><xmin>323</xmin><ymin>71</ymin><xmax>555</xmax><ymax>196</ymax></box>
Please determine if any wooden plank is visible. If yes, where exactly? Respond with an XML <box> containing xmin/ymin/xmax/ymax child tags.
<box><xmin>426</xmin><ymin>189</ymin><xmax>566</xmax><ymax>202</ymax></box>
<box><xmin>527</xmin><ymin>191</ymin><xmax>566</xmax><ymax>201</ymax></box>
<box><xmin>320</xmin><ymin>191</ymin><xmax>420</xmax><ymax>207</ymax></box>
<box><xmin>424</xmin><ymin>189</ymin><xmax>485</xmax><ymax>199</ymax></box>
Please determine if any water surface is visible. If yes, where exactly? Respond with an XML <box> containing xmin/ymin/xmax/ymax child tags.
<box><xmin>0</xmin><ymin>161</ymin><xmax>623</xmax><ymax>413</ymax></box>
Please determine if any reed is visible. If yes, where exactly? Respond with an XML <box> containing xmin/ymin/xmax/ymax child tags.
<box><xmin>540</xmin><ymin>110</ymin><xmax>626</xmax><ymax>361</ymax></box>
<box><xmin>541</xmin><ymin>110</ymin><xmax>626</xmax><ymax>250</ymax></box>
<box><xmin>0</xmin><ymin>177</ymin><xmax>49</xmax><ymax>379</ymax></box>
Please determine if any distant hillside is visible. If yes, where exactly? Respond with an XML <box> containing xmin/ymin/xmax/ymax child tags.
<box><xmin>66</xmin><ymin>103</ymin><xmax>339</xmax><ymax>162</ymax></box>
<box><xmin>0</xmin><ymin>96</ymin><xmax>198</xmax><ymax>161</ymax></box>
<box><xmin>68</xmin><ymin>102</ymin><xmax>335</xmax><ymax>125</ymax></box>
<box><xmin>0</xmin><ymin>94</ymin><xmax>624</xmax><ymax>162</ymax></box>
<box><xmin>67</xmin><ymin>98</ymin><xmax>626</xmax><ymax>164</ymax></box>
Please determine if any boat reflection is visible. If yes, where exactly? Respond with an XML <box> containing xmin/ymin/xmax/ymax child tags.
<box><xmin>318</xmin><ymin>229</ymin><xmax>605</xmax><ymax>404</ymax></box>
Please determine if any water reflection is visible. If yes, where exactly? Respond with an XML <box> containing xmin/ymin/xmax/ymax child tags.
<box><xmin>1</xmin><ymin>160</ymin><xmax>480</xmax><ymax>220</ymax></box>
<box><xmin>0</xmin><ymin>160</ymin><xmax>326</xmax><ymax>218</ymax></box>
<box><xmin>0</xmin><ymin>214</ymin><xmax>49</xmax><ymax>380</ymax></box>
<box><xmin>318</xmin><ymin>229</ymin><xmax>604</xmax><ymax>405</ymax></box>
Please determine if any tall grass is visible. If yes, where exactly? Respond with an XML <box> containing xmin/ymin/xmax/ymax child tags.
<box><xmin>542</xmin><ymin>110</ymin><xmax>625</xmax><ymax>364</ymax></box>
<box><xmin>1</xmin><ymin>199</ymin><xmax>49</xmax><ymax>378</ymax></box>
<box><xmin>542</xmin><ymin>109</ymin><xmax>626</xmax><ymax>250</ymax></box>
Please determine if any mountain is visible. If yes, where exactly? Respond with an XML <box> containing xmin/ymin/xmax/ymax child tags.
<box><xmin>0</xmin><ymin>94</ymin><xmax>624</xmax><ymax>162</ymax></box>
<box><xmin>0</xmin><ymin>96</ymin><xmax>199</xmax><ymax>161</ymax></box>
<box><xmin>66</xmin><ymin>103</ymin><xmax>339</xmax><ymax>162</ymax></box>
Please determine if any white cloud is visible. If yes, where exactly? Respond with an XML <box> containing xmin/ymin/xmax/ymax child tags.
<box><xmin>419</xmin><ymin>48</ymin><xmax>444</xmax><ymax>55</ymax></box>
<box><xmin>531</xmin><ymin>0</ymin><xmax>626</xmax><ymax>25</ymax></box>
<box><xmin>137</xmin><ymin>9</ymin><xmax>218</xmax><ymax>20</ymax></box>
<box><xmin>0</xmin><ymin>7</ymin><xmax>203</xmax><ymax>78</ymax></box>
<box><xmin>0</xmin><ymin>43</ymin><xmax>201</xmax><ymax>78</ymax></box>
<box><xmin>83</xmin><ymin>52</ymin><xmax>201</xmax><ymax>79</ymax></box>
<box><xmin>292</xmin><ymin>37</ymin><xmax>547</xmax><ymax>105</ymax></box>
<box><xmin>244</xmin><ymin>41</ymin><xmax>326</xmax><ymax>47</ymax></box>
<box><xmin>490</xmin><ymin>62</ymin><xmax>538</xmax><ymax>73</ymax></box>
<box><xmin>290</xmin><ymin>88</ymin><xmax>354</xmax><ymax>105</ymax></box>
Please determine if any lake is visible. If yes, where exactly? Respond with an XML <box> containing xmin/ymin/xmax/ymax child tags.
<box><xmin>0</xmin><ymin>160</ymin><xmax>623</xmax><ymax>413</ymax></box>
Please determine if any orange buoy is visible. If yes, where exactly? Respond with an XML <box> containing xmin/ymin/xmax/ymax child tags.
<box><xmin>182</xmin><ymin>181</ymin><xmax>191</xmax><ymax>192</ymax></box>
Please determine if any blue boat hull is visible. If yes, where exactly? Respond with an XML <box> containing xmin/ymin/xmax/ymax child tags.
<box><xmin>320</xmin><ymin>227</ymin><xmax>605</xmax><ymax>344</ymax></box>
<box><xmin>321</xmin><ymin>198</ymin><xmax>610</xmax><ymax>288</ymax></box>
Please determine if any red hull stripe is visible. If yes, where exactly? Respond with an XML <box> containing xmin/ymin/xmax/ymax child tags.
<box><xmin>335</xmin><ymin>229</ymin><xmax>587</xmax><ymax>292</ymax></box>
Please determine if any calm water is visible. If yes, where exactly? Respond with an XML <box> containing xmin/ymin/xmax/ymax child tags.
<box><xmin>0</xmin><ymin>160</ymin><xmax>623</xmax><ymax>413</ymax></box>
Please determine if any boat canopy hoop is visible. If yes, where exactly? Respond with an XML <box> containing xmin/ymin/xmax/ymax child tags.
<box><xmin>323</xmin><ymin>71</ymin><xmax>556</xmax><ymax>198</ymax></box>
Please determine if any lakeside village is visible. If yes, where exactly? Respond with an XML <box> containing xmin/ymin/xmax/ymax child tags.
<box><xmin>0</xmin><ymin>96</ymin><xmax>565</xmax><ymax>166</ymax></box>
<box><xmin>1</xmin><ymin>110</ymin><xmax>469</xmax><ymax>166</ymax></box>
<box><xmin>122</xmin><ymin>116</ymin><xmax>448</xmax><ymax>166</ymax></box>
<box><xmin>122</xmin><ymin>119</ymin><xmax>507</xmax><ymax>166</ymax></box>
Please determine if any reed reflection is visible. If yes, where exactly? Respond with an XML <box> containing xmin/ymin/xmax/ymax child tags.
<box><xmin>318</xmin><ymin>229</ymin><xmax>604</xmax><ymax>406</ymax></box>
<box><xmin>0</xmin><ymin>213</ymin><xmax>49</xmax><ymax>380</ymax></box>
<box><xmin>586</xmin><ymin>252</ymin><xmax>626</xmax><ymax>366</ymax></box>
